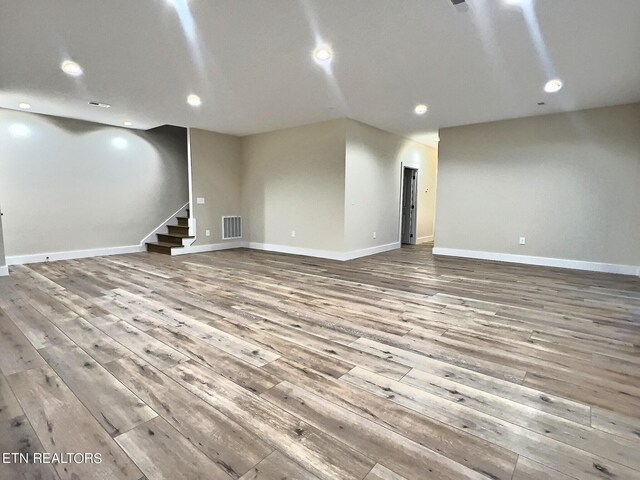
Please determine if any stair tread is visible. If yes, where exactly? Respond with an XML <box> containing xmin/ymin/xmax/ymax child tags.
<box><xmin>159</xmin><ymin>233</ymin><xmax>194</xmax><ymax>239</ymax></box>
<box><xmin>146</xmin><ymin>242</ymin><xmax>184</xmax><ymax>249</ymax></box>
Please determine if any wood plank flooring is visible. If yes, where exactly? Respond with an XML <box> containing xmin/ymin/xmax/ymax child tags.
<box><xmin>0</xmin><ymin>244</ymin><xmax>639</xmax><ymax>480</ymax></box>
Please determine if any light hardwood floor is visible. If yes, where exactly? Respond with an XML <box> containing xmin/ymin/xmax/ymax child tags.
<box><xmin>0</xmin><ymin>245</ymin><xmax>639</xmax><ymax>480</ymax></box>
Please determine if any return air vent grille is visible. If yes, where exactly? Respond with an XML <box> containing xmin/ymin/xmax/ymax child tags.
<box><xmin>222</xmin><ymin>216</ymin><xmax>242</xmax><ymax>239</ymax></box>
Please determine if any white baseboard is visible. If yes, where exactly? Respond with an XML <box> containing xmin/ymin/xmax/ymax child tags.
<box><xmin>246</xmin><ymin>242</ymin><xmax>344</xmax><ymax>260</ymax></box>
<box><xmin>173</xmin><ymin>241</ymin><xmax>245</xmax><ymax>255</ymax></box>
<box><xmin>6</xmin><ymin>244</ymin><xmax>145</xmax><ymax>266</ymax></box>
<box><xmin>5</xmin><ymin>203</ymin><xmax>191</xmax><ymax>269</ymax></box>
<box><xmin>0</xmin><ymin>265</ymin><xmax>9</xmax><ymax>277</ymax></box>
<box><xmin>247</xmin><ymin>241</ymin><xmax>400</xmax><ymax>261</ymax></box>
<box><xmin>3</xmin><ymin>239</ymin><xmax>399</xmax><ymax>267</ymax></box>
<box><xmin>432</xmin><ymin>247</ymin><xmax>640</xmax><ymax>276</ymax></box>
<box><xmin>417</xmin><ymin>235</ymin><xmax>433</xmax><ymax>244</ymax></box>
<box><xmin>342</xmin><ymin>242</ymin><xmax>401</xmax><ymax>260</ymax></box>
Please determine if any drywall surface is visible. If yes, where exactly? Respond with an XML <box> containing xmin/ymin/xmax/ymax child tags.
<box><xmin>189</xmin><ymin>129</ymin><xmax>242</xmax><ymax>245</ymax></box>
<box><xmin>0</xmin><ymin>109</ymin><xmax>188</xmax><ymax>258</ymax></box>
<box><xmin>345</xmin><ymin>120</ymin><xmax>438</xmax><ymax>251</ymax></box>
<box><xmin>241</xmin><ymin>119</ymin><xmax>347</xmax><ymax>252</ymax></box>
<box><xmin>435</xmin><ymin>103</ymin><xmax>640</xmax><ymax>267</ymax></box>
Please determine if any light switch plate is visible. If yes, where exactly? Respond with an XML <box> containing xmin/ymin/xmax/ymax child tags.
<box><xmin>196</xmin><ymin>197</ymin><xmax>205</xmax><ymax>204</ymax></box>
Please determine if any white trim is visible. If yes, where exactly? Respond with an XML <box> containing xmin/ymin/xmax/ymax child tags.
<box><xmin>173</xmin><ymin>241</ymin><xmax>245</xmax><ymax>256</ymax></box>
<box><xmin>398</xmin><ymin>165</ymin><xmax>420</xmax><ymax>245</ymax></box>
<box><xmin>247</xmin><ymin>241</ymin><xmax>400</xmax><ymax>261</ymax></box>
<box><xmin>417</xmin><ymin>235</ymin><xmax>433</xmax><ymax>244</ymax></box>
<box><xmin>342</xmin><ymin>242</ymin><xmax>401</xmax><ymax>260</ymax></box>
<box><xmin>140</xmin><ymin>202</ymin><xmax>190</xmax><ymax>246</ymax></box>
<box><xmin>221</xmin><ymin>216</ymin><xmax>243</xmax><ymax>240</ymax></box>
<box><xmin>6</xmin><ymin>244</ymin><xmax>145</xmax><ymax>266</ymax></box>
<box><xmin>0</xmin><ymin>265</ymin><xmax>9</xmax><ymax>276</ymax></box>
<box><xmin>397</xmin><ymin>162</ymin><xmax>405</xmax><ymax>243</ymax></box>
<box><xmin>246</xmin><ymin>242</ymin><xmax>343</xmax><ymax>260</ymax></box>
<box><xmin>432</xmin><ymin>247</ymin><xmax>640</xmax><ymax>276</ymax></box>
<box><xmin>6</xmin><ymin>202</ymin><xmax>193</xmax><ymax>267</ymax></box>
<box><xmin>187</xmin><ymin>127</ymin><xmax>194</xmax><ymax>220</ymax></box>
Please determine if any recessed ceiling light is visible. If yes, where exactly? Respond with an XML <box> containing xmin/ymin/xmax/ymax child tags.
<box><xmin>414</xmin><ymin>104</ymin><xmax>428</xmax><ymax>115</ymax></box>
<box><xmin>187</xmin><ymin>94</ymin><xmax>201</xmax><ymax>107</ymax></box>
<box><xmin>544</xmin><ymin>79</ymin><xmax>563</xmax><ymax>93</ymax></box>
<box><xmin>123</xmin><ymin>121</ymin><xmax>133</xmax><ymax>127</ymax></box>
<box><xmin>61</xmin><ymin>60</ymin><xmax>83</xmax><ymax>76</ymax></box>
<box><xmin>313</xmin><ymin>46</ymin><xmax>333</xmax><ymax>63</ymax></box>
<box><xmin>18</xmin><ymin>103</ymin><xmax>31</xmax><ymax>110</ymax></box>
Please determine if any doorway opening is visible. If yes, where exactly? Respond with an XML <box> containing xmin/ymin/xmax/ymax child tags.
<box><xmin>401</xmin><ymin>167</ymin><xmax>418</xmax><ymax>245</ymax></box>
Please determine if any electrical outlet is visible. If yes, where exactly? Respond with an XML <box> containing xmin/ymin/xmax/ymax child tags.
<box><xmin>205</xmin><ymin>229</ymin><xmax>211</xmax><ymax>237</ymax></box>
<box><xmin>291</xmin><ymin>230</ymin><xmax>296</xmax><ymax>238</ymax></box>
<box><xmin>196</xmin><ymin>197</ymin><xmax>205</xmax><ymax>204</ymax></box>
<box><xmin>373</xmin><ymin>231</ymin><xmax>377</xmax><ymax>239</ymax></box>
<box><xmin>519</xmin><ymin>236</ymin><xmax>526</xmax><ymax>245</ymax></box>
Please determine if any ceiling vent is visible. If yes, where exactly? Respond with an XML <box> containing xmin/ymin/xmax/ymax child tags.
<box><xmin>88</xmin><ymin>101</ymin><xmax>111</xmax><ymax>108</ymax></box>
<box><xmin>451</xmin><ymin>0</ymin><xmax>469</xmax><ymax>13</ymax></box>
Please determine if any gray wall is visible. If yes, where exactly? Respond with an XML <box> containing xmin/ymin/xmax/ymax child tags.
<box><xmin>345</xmin><ymin>120</ymin><xmax>438</xmax><ymax>251</ymax></box>
<box><xmin>194</xmin><ymin>118</ymin><xmax>437</xmax><ymax>257</ymax></box>
<box><xmin>434</xmin><ymin>103</ymin><xmax>640</xmax><ymax>267</ymax></box>
<box><xmin>0</xmin><ymin>108</ymin><xmax>189</xmax><ymax>258</ymax></box>
<box><xmin>189</xmin><ymin>129</ymin><xmax>242</xmax><ymax>245</ymax></box>
<box><xmin>241</xmin><ymin>119</ymin><xmax>347</xmax><ymax>252</ymax></box>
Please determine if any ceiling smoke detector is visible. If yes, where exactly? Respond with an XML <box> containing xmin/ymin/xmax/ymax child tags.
<box><xmin>451</xmin><ymin>0</ymin><xmax>469</xmax><ymax>13</ymax></box>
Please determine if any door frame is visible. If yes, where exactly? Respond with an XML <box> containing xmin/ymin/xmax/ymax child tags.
<box><xmin>400</xmin><ymin>166</ymin><xmax>419</xmax><ymax>245</ymax></box>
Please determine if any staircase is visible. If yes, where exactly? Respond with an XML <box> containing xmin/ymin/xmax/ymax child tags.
<box><xmin>146</xmin><ymin>208</ymin><xmax>194</xmax><ymax>255</ymax></box>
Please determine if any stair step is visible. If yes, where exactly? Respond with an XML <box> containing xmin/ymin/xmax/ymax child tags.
<box><xmin>157</xmin><ymin>233</ymin><xmax>193</xmax><ymax>245</ymax></box>
<box><xmin>146</xmin><ymin>242</ymin><xmax>184</xmax><ymax>255</ymax></box>
<box><xmin>176</xmin><ymin>216</ymin><xmax>189</xmax><ymax>227</ymax></box>
<box><xmin>159</xmin><ymin>232</ymin><xmax>194</xmax><ymax>239</ymax></box>
<box><xmin>167</xmin><ymin>224</ymin><xmax>190</xmax><ymax>235</ymax></box>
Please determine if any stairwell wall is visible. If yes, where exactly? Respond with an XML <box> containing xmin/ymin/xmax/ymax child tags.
<box><xmin>0</xmin><ymin>108</ymin><xmax>189</xmax><ymax>262</ymax></box>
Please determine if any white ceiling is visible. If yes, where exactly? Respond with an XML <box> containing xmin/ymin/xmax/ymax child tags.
<box><xmin>1</xmin><ymin>0</ymin><xmax>639</xmax><ymax>144</ymax></box>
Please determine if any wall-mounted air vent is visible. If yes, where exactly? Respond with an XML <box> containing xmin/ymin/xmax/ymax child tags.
<box><xmin>222</xmin><ymin>216</ymin><xmax>242</xmax><ymax>239</ymax></box>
